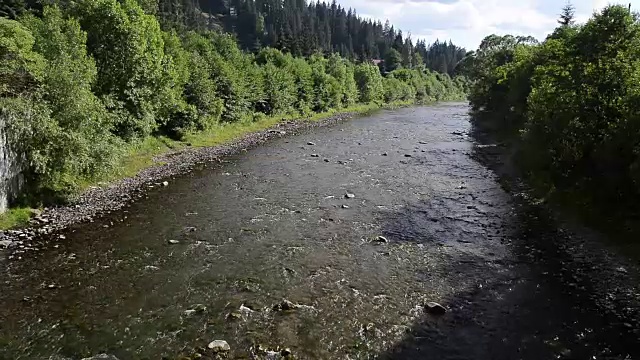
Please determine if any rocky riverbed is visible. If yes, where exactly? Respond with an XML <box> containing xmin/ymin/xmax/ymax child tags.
<box><xmin>0</xmin><ymin>113</ymin><xmax>357</xmax><ymax>259</ymax></box>
<box><xmin>0</xmin><ymin>103</ymin><xmax>639</xmax><ymax>360</ymax></box>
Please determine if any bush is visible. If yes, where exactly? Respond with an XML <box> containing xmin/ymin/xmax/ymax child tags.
<box><xmin>326</xmin><ymin>53</ymin><xmax>358</xmax><ymax>107</ymax></box>
<box><xmin>74</xmin><ymin>0</ymin><xmax>168</xmax><ymax>139</ymax></box>
<box><xmin>354</xmin><ymin>63</ymin><xmax>384</xmax><ymax>103</ymax></box>
<box><xmin>262</xmin><ymin>62</ymin><xmax>297</xmax><ymax>115</ymax></box>
<box><xmin>5</xmin><ymin>8</ymin><xmax>121</xmax><ymax>196</ymax></box>
<box><xmin>290</xmin><ymin>57</ymin><xmax>314</xmax><ymax>115</ymax></box>
<box><xmin>0</xmin><ymin>17</ymin><xmax>45</xmax><ymax>98</ymax></box>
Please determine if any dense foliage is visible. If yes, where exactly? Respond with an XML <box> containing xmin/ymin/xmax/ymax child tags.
<box><xmin>0</xmin><ymin>0</ymin><xmax>466</xmax><ymax>204</ymax></box>
<box><xmin>2</xmin><ymin>0</ymin><xmax>467</xmax><ymax>75</ymax></box>
<box><xmin>465</xmin><ymin>4</ymin><xmax>640</xmax><ymax>216</ymax></box>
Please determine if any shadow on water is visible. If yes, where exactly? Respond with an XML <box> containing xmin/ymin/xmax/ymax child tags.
<box><xmin>373</xmin><ymin>122</ymin><xmax>640</xmax><ymax>359</ymax></box>
<box><xmin>377</xmin><ymin>203</ymin><xmax>640</xmax><ymax>359</ymax></box>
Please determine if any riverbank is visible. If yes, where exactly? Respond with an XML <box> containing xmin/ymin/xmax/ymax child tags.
<box><xmin>0</xmin><ymin>101</ymin><xmax>414</xmax><ymax>251</ymax></box>
<box><xmin>469</xmin><ymin>121</ymin><xmax>640</xmax><ymax>358</ymax></box>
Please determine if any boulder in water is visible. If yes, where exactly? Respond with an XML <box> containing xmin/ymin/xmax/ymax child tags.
<box><xmin>208</xmin><ymin>340</ymin><xmax>231</xmax><ymax>353</ymax></box>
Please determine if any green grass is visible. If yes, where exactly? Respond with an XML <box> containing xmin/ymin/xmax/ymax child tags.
<box><xmin>0</xmin><ymin>207</ymin><xmax>33</xmax><ymax>230</ymax></box>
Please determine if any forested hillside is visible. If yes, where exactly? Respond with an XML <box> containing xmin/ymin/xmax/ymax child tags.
<box><xmin>2</xmin><ymin>0</ymin><xmax>467</xmax><ymax>75</ymax></box>
<box><xmin>0</xmin><ymin>0</ymin><xmax>467</xmax><ymax>208</ymax></box>
<box><xmin>464</xmin><ymin>4</ymin><xmax>640</xmax><ymax>219</ymax></box>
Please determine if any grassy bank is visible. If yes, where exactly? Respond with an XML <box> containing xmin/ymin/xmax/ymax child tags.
<box><xmin>0</xmin><ymin>101</ymin><xmax>417</xmax><ymax>230</ymax></box>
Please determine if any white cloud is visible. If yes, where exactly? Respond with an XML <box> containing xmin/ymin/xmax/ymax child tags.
<box><xmin>339</xmin><ymin>0</ymin><xmax>556</xmax><ymax>49</ymax></box>
<box><xmin>338</xmin><ymin>0</ymin><xmax>640</xmax><ymax>50</ymax></box>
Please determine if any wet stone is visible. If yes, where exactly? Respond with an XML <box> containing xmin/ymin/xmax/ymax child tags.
<box><xmin>281</xmin><ymin>348</ymin><xmax>292</xmax><ymax>356</ymax></box>
<box><xmin>0</xmin><ymin>240</ymin><xmax>12</xmax><ymax>248</ymax></box>
<box><xmin>345</xmin><ymin>193</ymin><xmax>355</xmax><ymax>199</ymax></box>
<box><xmin>168</xmin><ymin>239</ymin><xmax>180</xmax><ymax>245</ymax></box>
<box><xmin>208</xmin><ymin>340</ymin><xmax>231</xmax><ymax>353</ymax></box>
<box><xmin>376</xmin><ymin>236</ymin><xmax>389</xmax><ymax>243</ymax></box>
<box><xmin>273</xmin><ymin>299</ymin><xmax>298</xmax><ymax>312</ymax></box>
<box><xmin>310</xmin><ymin>154</ymin><xmax>320</xmax><ymax>158</ymax></box>
<box><xmin>81</xmin><ymin>354</ymin><xmax>120</xmax><ymax>360</ymax></box>
<box><xmin>307</xmin><ymin>142</ymin><xmax>316</xmax><ymax>146</ymax></box>
<box><xmin>425</xmin><ymin>302</ymin><xmax>447</xmax><ymax>315</ymax></box>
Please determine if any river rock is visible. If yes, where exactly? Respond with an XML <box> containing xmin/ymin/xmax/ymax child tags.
<box><xmin>185</xmin><ymin>304</ymin><xmax>207</xmax><ymax>315</ymax></box>
<box><xmin>0</xmin><ymin>240</ymin><xmax>12</xmax><ymax>248</ymax></box>
<box><xmin>307</xmin><ymin>141</ymin><xmax>316</xmax><ymax>146</ymax></box>
<box><xmin>208</xmin><ymin>340</ymin><xmax>231</xmax><ymax>353</ymax></box>
<box><xmin>162</xmin><ymin>181</ymin><xmax>169</xmax><ymax>187</ymax></box>
<box><xmin>273</xmin><ymin>299</ymin><xmax>298</xmax><ymax>311</ymax></box>
<box><xmin>239</xmin><ymin>304</ymin><xmax>255</xmax><ymax>314</ymax></box>
<box><xmin>310</xmin><ymin>153</ymin><xmax>319</xmax><ymax>158</ymax></box>
<box><xmin>616</xmin><ymin>266</ymin><xmax>628</xmax><ymax>274</ymax></box>
<box><xmin>35</xmin><ymin>216</ymin><xmax>49</xmax><ymax>224</ymax></box>
<box><xmin>281</xmin><ymin>348</ymin><xmax>292</xmax><ymax>356</ymax></box>
<box><xmin>345</xmin><ymin>193</ymin><xmax>355</xmax><ymax>199</ymax></box>
<box><xmin>375</xmin><ymin>236</ymin><xmax>389</xmax><ymax>243</ymax></box>
<box><xmin>81</xmin><ymin>355</ymin><xmax>120</xmax><ymax>360</ymax></box>
<box><xmin>404</xmin><ymin>154</ymin><xmax>412</xmax><ymax>157</ymax></box>
<box><xmin>425</xmin><ymin>302</ymin><xmax>447</xmax><ymax>315</ymax></box>
<box><xmin>168</xmin><ymin>239</ymin><xmax>180</xmax><ymax>245</ymax></box>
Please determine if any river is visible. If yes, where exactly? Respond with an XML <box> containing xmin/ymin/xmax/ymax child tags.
<box><xmin>1</xmin><ymin>103</ymin><xmax>639</xmax><ymax>359</ymax></box>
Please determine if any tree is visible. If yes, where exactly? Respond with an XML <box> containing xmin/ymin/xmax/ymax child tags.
<box><xmin>466</xmin><ymin>3</ymin><xmax>640</xmax><ymax>218</ymax></box>
<box><xmin>354</xmin><ymin>63</ymin><xmax>384</xmax><ymax>103</ymax></box>
<box><xmin>558</xmin><ymin>2</ymin><xmax>576</xmax><ymax>26</ymax></box>
<box><xmin>384</xmin><ymin>48</ymin><xmax>402</xmax><ymax>72</ymax></box>
<box><xmin>75</xmin><ymin>0</ymin><xmax>169</xmax><ymax>139</ymax></box>
<box><xmin>19</xmin><ymin>6</ymin><xmax>121</xmax><ymax>191</ymax></box>
<box><xmin>0</xmin><ymin>17</ymin><xmax>45</xmax><ymax>98</ymax></box>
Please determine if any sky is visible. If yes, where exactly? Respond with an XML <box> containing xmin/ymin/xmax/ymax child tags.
<box><xmin>336</xmin><ymin>0</ymin><xmax>640</xmax><ymax>50</ymax></box>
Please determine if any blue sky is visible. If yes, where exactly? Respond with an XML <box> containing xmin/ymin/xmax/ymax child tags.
<box><xmin>335</xmin><ymin>0</ymin><xmax>640</xmax><ymax>50</ymax></box>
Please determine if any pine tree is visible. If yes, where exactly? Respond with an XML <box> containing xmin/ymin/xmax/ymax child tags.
<box><xmin>558</xmin><ymin>2</ymin><xmax>576</xmax><ymax>26</ymax></box>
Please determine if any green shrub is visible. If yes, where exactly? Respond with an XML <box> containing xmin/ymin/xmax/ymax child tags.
<box><xmin>354</xmin><ymin>63</ymin><xmax>384</xmax><ymax>103</ymax></box>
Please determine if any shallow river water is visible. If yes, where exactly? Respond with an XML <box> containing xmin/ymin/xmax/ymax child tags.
<box><xmin>1</xmin><ymin>104</ymin><xmax>639</xmax><ymax>360</ymax></box>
